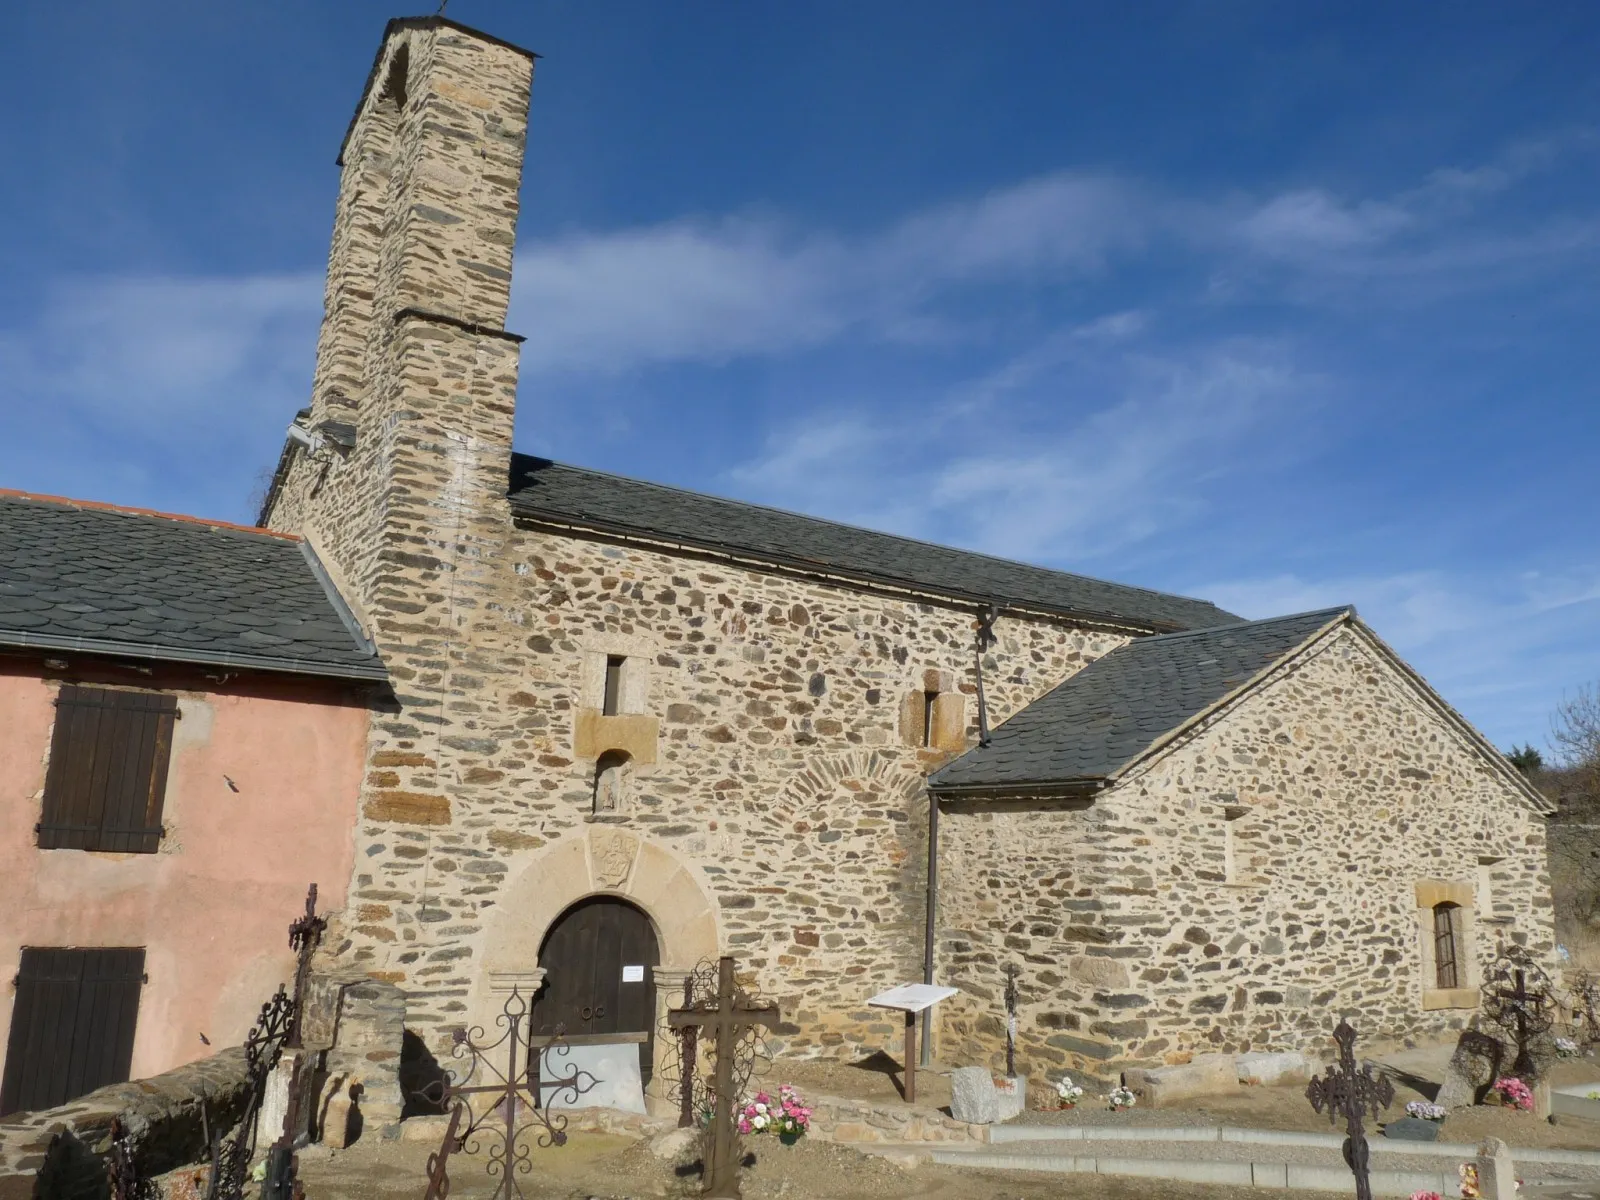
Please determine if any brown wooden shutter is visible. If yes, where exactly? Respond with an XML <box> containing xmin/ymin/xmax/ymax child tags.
<box><xmin>0</xmin><ymin>947</ymin><xmax>145</xmax><ymax>1117</ymax></box>
<box><xmin>38</xmin><ymin>687</ymin><xmax>176</xmax><ymax>853</ymax></box>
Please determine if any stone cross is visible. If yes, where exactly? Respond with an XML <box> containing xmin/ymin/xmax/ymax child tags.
<box><xmin>1306</xmin><ymin>1019</ymin><xmax>1394</xmax><ymax>1200</ymax></box>
<box><xmin>667</xmin><ymin>957</ymin><xmax>779</xmax><ymax>1200</ymax></box>
<box><xmin>286</xmin><ymin>883</ymin><xmax>326</xmax><ymax>1049</ymax></box>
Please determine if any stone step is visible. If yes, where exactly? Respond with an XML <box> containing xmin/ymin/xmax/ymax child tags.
<box><xmin>986</xmin><ymin>1123</ymin><xmax>1600</xmax><ymax>1167</ymax></box>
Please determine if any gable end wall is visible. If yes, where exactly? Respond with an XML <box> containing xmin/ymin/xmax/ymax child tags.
<box><xmin>937</xmin><ymin>623</ymin><xmax>1554</xmax><ymax>1078</ymax></box>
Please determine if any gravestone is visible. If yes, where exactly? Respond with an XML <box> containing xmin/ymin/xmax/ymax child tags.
<box><xmin>994</xmin><ymin>1074</ymin><xmax>1028</xmax><ymax>1121</ymax></box>
<box><xmin>1236</xmin><ymin>1051</ymin><xmax>1310</xmax><ymax>1087</ymax></box>
<box><xmin>949</xmin><ymin>1066</ymin><xmax>999</xmax><ymax>1124</ymax></box>
<box><xmin>1437</xmin><ymin>1031</ymin><xmax>1505</xmax><ymax>1110</ymax></box>
<box><xmin>1382</xmin><ymin>1116</ymin><xmax>1440</xmax><ymax>1142</ymax></box>
<box><xmin>1475</xmin><ymin>1135</ymin><xmax>1518</xmax><ymax>1200</ymax></box>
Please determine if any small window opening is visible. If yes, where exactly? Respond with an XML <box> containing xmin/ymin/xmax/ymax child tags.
<box><xmin>602</xmin><ymin>656</ymin><xmax>626</xmax><ymax>716</ymax></box>
<box><xmin>1433</xmin><ymin>903</ymin><xmax>1461</xmax><ymax>990</ymax></box>
<box><xmin>379</xmin><ymin>45</ymin><xmax>410</xmax><ymax>111</ymax></box>
<box><xmin>922</xmin><ymin>691</ymin><xmax>939</xmax><ymax>748</ymax></box>
<box><xmin>1223</xmin><ymin>804</ymin><xmax>1248</xmax><ymax>883</ymax></box>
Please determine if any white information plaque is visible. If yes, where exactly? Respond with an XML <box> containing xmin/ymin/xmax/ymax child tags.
<box><xmin>866</xmin><ymin>983</ymin><xmax>958</xmax><ymax>1013</ymax></box>
<box><xmin>622</xmin><ymin>964</ymin><xmax>645</xmax><ymax>983</ymax></box>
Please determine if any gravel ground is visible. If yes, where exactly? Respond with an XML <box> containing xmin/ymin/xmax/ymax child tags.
<box><xmin>290</xmin><ymin>1130</ymin><xmax>1351</xmax><ymax>1200</ymax></box>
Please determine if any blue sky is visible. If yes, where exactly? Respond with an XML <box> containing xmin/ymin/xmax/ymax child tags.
<box><xmin>1</xmin><ymin>1</ymin><xmax>1596</xmax><ymax>752</ymax></box>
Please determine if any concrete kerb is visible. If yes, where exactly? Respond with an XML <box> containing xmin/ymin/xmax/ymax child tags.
<box><xmin>928</xmin><ymin>1149</ymin><xmax>1463</xmax><ymax>1197</ymax></box>
<box><xmin>986</xmin><ymin>1123</ymin><xmax>1600</xmax><ymax>1167</ymax></box>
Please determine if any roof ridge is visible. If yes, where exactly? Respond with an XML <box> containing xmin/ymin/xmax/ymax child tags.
<box><xmin>1127</xmin><ymin>605</ymin><xmax>1355</xmax><ymax>647</ymax></box>
<box><xmin>0</xmin><ymin>489</ymin><xmax>299</xmax><ymax>542</ymax></box>
<box><xmin>508</xmin><ymin>454</ymin><xmax>1228</xmax><ymax>614</ymax></box>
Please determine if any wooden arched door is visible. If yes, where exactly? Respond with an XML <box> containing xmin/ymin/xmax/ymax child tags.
<box><xmin>530</xmin><ymin>896</ymin><xmax>660</xmax><ymax>1082</ymax></box>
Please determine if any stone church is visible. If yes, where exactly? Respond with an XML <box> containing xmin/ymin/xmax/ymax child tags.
<box><xmin>260</xmin><ymin>15</ymin><xmax>1555</xmax><ymax>1098</ymax></box>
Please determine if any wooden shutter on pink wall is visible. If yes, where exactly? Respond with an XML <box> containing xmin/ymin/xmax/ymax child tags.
<box><xmin>37</xmin><ymin>686</ymin><xmax>176</xmax><ymax>854</ymax></box>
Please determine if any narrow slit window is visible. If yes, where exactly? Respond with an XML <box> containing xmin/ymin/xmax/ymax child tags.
<box><xmin>1433</xmin><ymin>903</ymin><xmax>1461</xmax><ymax>990</ymax></box>
<box><xmin>602</xmin><ymin>656</ymin><xmax>626</xmax><ymax>716</ymax></box>
<box><xmin>922</xmin><ymin>691</ymin><xmax>939</xmax><ymax>748</ymax></box>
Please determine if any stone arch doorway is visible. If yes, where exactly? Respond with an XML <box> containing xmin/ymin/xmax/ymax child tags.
<box><xmin>530</xmin><ymin>895</ymin><xmax>660</xmax><ymax>1083</ymax></box>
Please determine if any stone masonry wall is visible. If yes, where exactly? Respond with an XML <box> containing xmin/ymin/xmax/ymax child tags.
<box><xmin>937</xmin><ymin>622</ymin><xmax>1554</xmax><ymax>1081</ymax></box>
<box><xmin>336</xmin><ymin>518</ymin><xmax>1128</xmax><ymax>1058</ymax></box>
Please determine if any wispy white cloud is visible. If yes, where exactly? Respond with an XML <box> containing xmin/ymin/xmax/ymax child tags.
<box><xmin>508</xmin><ymin>172</ymin><xmax>1149</xmax><ymax>374</ymax></box>
<box><xmin>0</xmin><ymin>272</ymin><xmax>320</xmax><ymax>426</ymax></box>
<box><xmin>726</xmin><ymin>332</ymin><xmax>1316</xmax><ymax>564</ymax></box>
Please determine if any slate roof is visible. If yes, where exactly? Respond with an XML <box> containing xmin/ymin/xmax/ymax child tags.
<box><xmin>929</xmin><ymin>607</ymin><xmax>1351</xmax><ymax>796</ymax></box>
<box><xmin>0</xmin><ymin>492</ymin><xmax>386</xmax><ymax>681</ymax></box>
<box><xmin>506</xmin><ymin>456</ymin><xmax>1238</xmax><ymax>633</ymax></box>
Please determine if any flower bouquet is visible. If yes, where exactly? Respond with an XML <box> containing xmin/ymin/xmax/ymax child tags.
<box><xmin>1405</xmin><ymin>1101</ymin><xmax>1447</xmax><ymax>1123</ymax></box>
<box><xmin>1107</xmin><ymin>1086</ymin><xmax>1137</xmax><ymax>1112</ymax></box>
<box><xmin>1487</xmin><ymin>1077</ymin><xmax>1534</xmax><ymax>1112</ymax></box>
<box><xmin>1409</xmin><ymin>1191</ymin><xmax>1445</xmax><ymax>1200</ymax></box>
<box><xmin>737</xmin><ymin>1085</ymin><xmax>813</xmax><ymax>1144</ymax></box>
<box><xmin>1055</xmin><ymin>1079</ymin><xmax>1084</xmax><ymax>1109</ymax></box>
<box><xmin>1556</xmin><ymin>1036</ymin><xmax>1580</xmax><ymax>1059</ymax></box>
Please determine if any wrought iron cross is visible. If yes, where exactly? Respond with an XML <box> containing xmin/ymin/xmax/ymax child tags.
<box><xmin>1307</xmin><ymin>1019</ymin><xmax>1394</xmax><ymax>1200</ymax></box>
<box><xmin>1493</xmin><ymin>968</ymin><xmax>1540</xmax><ymax>1077</ymax></box>
<box><xmin>668</xmin><ymin>957</ymin><xmax>780</xmax><ymax>1200</ymax></box>
<box><xmin>1004</xmin><ymin>964</ymin><xmax>1019</xmax><ymax>1079</ymax></box>
<box><xmin>286</xmin><ymin>883</ymin><xmax>326</xmax><ymax>1049</ymax></box>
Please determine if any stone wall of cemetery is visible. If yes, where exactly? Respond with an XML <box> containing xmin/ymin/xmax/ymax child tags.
<box><xmin>936</xmin><ymin>622</ymin><xmax>1556</xmax><ymax>1080</ymax></box>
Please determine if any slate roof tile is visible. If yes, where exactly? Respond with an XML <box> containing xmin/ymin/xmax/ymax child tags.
<box><xmin>506</xmin><ymin>456</ymin><xmax>1238</xmax><ymax>633</ymax></box>
<box><xmin>0</xmin><ymin>493</ymin><xmax>385</xmax><ymax>681</ymax></box>
<box><xmin>929</xmin><ymin>607</ymin><xmax>1351</xmax><ymax>795</ymax></box>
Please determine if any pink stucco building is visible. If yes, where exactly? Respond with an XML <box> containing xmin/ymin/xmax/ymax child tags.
<box><xmin>0</xmin><ymin>490</ymin><xmax>383</xmax><ymax>1116</ymax></box>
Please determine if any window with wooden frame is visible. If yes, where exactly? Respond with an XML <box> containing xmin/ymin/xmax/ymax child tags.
<box><xmin>37</xmin><ymin>686</ymin><xmax>176</xmax><ymax>854</ymax></box>
<box><xmin>1433</xmin><ymin>902</ymin><xmax>1462</xmax><ymax>990</ymax></box>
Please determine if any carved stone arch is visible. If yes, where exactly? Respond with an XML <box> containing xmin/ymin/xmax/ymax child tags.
<box><xmin>468</xmin><ymin>828</ymin><xmax>721</xmax><ymax>1034</ymax></box>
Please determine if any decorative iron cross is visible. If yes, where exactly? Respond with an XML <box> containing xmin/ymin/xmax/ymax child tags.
<box><xmin>286</xmin><ymin>883</ymin><xmax>326</xmax><ymax>1049</ymax></box>
<box><xmin>418</xmin><ymin>989</ymin><xmax>593</xmax><ymax>1200</ymax></box>
<box><xmin>668</xmin><ymin>956</ymin><xmax>780</xmax><ymax>1200</ymax></box>
<box><xmin>1307</xmin><ymin>1019</ymin><xmax>1394</xmax><ymax>1200</ymax></box>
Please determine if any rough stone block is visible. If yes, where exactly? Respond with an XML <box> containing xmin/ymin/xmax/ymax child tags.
<box><xmin>949</xmin><ymin>1066</ymin><xmax>998</xmax><ymax>1124</ymax></box>
<box><xmin>398</xmin><ymin>1114</ymin><xmax>453</xmax><ymax>1144</ymax></box>
<box><xmin>1235</xmin><ymin>1051</ymin><xmax>1309</xmax><ymax>1087</ymax></box>
<box><xmin>1125</xmin><ymin>1054</ymin><xmax>1237</xmax><ymax>1107</ymax></box>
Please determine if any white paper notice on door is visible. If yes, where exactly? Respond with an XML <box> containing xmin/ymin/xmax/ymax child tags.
<box><xmin>622</xmin><ymin>964</ymin><xmax>645</xmax><ymax>983</ymax></box>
